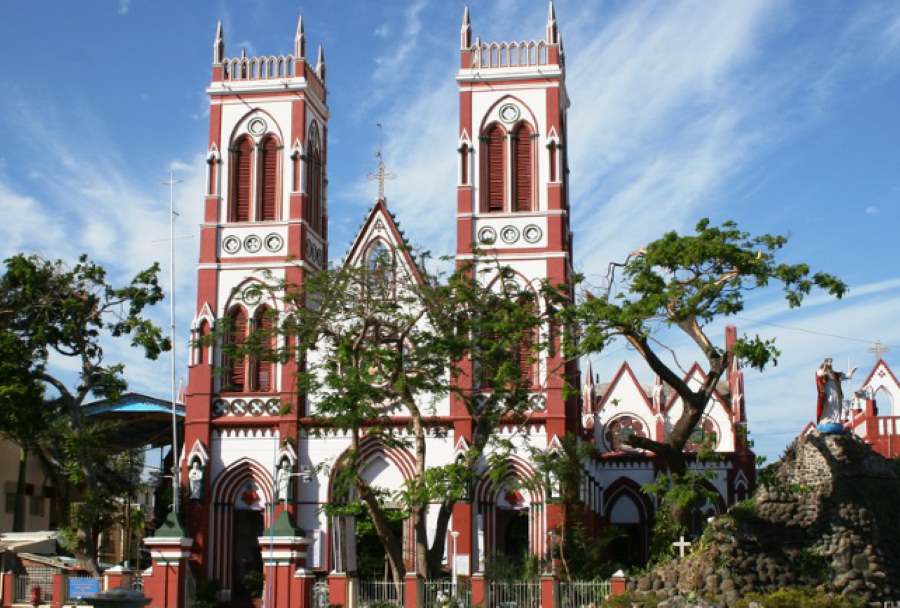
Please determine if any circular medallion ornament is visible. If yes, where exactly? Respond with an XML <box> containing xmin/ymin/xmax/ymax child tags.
<box><xmin>498</xmin><ymin>103</ymin><xmax>521</xmax><ymax>124</ymax></box>
<box><xmin>248</xmin><ymin>117</ymin><xmax>267</xmax><ymax>136</ymax></box>
<box><xmin>604</xmin><ymin>415</ymin><xmax>647</xmax><ymax>452</ymax></box>
<box><xmin>230</xmin><ymin>399</ymin><xmax>248</xmax><ymax>416</ymax></box>
<box><xmin>500</xmin><ymin>225</ymin><xmax>520</xmax><ymax>244</ymax></box>
<box><xmin>264</xmin><ymin>233</ymin><xmax>284</xmax><ymax>252</ymax></box>
<box><xmin>248</xmin><ymin>399</ymin><xmax>265</xmax><ymax>416</ymax></box>
<box><xmin>222</xmin><ymin>235</ymin><xmax>241</xmax><ymax>254</ymax></box>
<box><xmin>243</xmin><ymin>234</ymin><xmax>262</xmax><ymax>253</ymax></box>
<box><xmin>685</xmin><ymin>418</ymin><xmax>719</xmax><ymax>451</ymax></box>
<box><xmin>523</xmin><ymin>224</ymin><xmax>542</xmax><ymax>244</ymax></box>
<box><xmin>242</xmin><ymin>287</ymin><xmax>262</xmax><ymax>305</ymax></box>
<box><xmin>266</xmin><ymin>399</ymin><xmax>281</xmax><ymax>415</ymax></box>
<box><xmin>477</xmin><ymin>226</ymin><xmax>497</xmax><ymax>245</ymax></box>
<box><xmin>529</xmin><ymin>394</ymin><xmax>547</xmax><ymax>412</ymax></box>
<box><xmin>212</xmin><ymin>399</ymin><xmax>228</xmax><ymax>417</ymax></box>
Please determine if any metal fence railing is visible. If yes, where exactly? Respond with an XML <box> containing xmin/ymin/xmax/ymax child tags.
<box><xmin>559</xmin><ymin>580</ymin><xmax>611</xmax><ymax>608</ymax></box>
<box><xmin>359</xmin><ymin>579</ymin><xmax>404</xmax><ymax>607</ymax></box>
<box><xmin>489</xmin><ymin>581</ymin><xmax>540</xmax><ymax>608</ymax></box>
<box><xmin>423</xmin><ymin>579</ymin><xmax>471</xmax><ymax>607</ymax></box>
<box><xmin>14</xmin><ymin>568</ymin><xmax>55</xmax><ymax>603</ymax></box>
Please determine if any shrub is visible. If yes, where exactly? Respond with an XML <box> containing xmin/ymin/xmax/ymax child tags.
<box><xmin>600</xmin><ymin>592</ymin><xmax>661</xmax><ymax>608</ymax></box>
<box><xmin>734</xmin><ymin>587</ymin><xmax>868</xmax><ymax>608</ymax></box>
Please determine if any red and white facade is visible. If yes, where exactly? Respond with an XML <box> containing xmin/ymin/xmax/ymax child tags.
<box><xmin>832</xmin><ymin>358</ymin><xmax>900</xmax><ymax>458</ymax></box>
<box><xmin>160</xmin><ymin>6</ymin><xmax>756</xmax><ymax>605</ymax></box>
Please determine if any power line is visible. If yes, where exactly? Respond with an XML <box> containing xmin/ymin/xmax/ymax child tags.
<box><xmin>735</xmin><ymin>315</ymin><xmax>900</xmax><ymax>350</ymax></box>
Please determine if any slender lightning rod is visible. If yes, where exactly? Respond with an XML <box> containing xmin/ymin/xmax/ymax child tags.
<box><xmin>163</xmin><ymin>170</ymin><xmax>184</xmax><ymax>514</ymax></box>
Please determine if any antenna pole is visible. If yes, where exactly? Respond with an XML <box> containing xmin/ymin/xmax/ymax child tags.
<box><xmin>164</xmin><ymin>170</ymin><xmax>184</xmax><ymax>514</ymax></box>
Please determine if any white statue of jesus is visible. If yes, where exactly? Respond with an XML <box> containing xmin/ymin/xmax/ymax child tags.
<box><xmin>188</xmin><ymin>459</ymin><xmax>204</xmax><ymax>500</ymax></box>
<box><xmin>276</xmin><ymin>458</ymin><xmax>292</xmax><ymax>502</ymax></box>
<box><xmin>815</xmin><ymin>358</ymin><xmax>856</xmax><ymax>426</ymax></box>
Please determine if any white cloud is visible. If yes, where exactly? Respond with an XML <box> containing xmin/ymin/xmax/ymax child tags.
<box><xmin>866</xmin><ymin>205</ymin><xmax>879</xmax><ymax>215</ymax></box>
<box><xmin>118</xmin><ymin>0</ymin><xmax>130</xmax><ymax>16</ymax></box>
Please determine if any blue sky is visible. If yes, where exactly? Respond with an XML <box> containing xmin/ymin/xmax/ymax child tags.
<box><xmin>1</xmin><ymin>0</ymin><xmax>899</xmax><ymax>461</ymax></box>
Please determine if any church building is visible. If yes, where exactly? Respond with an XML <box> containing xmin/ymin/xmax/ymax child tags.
<box><xmin>140</xmin><ymin>6</ymin><xmax>756</xmax><ymax>606</ymax></box>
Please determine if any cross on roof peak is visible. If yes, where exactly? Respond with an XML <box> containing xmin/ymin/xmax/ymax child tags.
<box><xmin>869</xmin><ymin>341</ymin><xmax>891</xmax><ymax>361</ymax></box>
<box><xmin>367</xmin><ymin>123</ymin><xmax>396</xmax><ymax>201</ymax></box>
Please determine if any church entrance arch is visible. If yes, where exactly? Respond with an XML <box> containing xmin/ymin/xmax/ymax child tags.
<box><xmin>327</xmin><ymin>440</ymin><xmax>415</xmax><ymax>577</ymax></box>
<box><xmin>207</xmin><ymin>458</ymin><xmax>274</xmax><ymax>600</ymax></box>
<box><xmin>473</xmin><ymin>459</ymin><xmax>545</xmax><ymax>574</ymax></box>
<box><xmin>605</xmin><ymin>478</ymin><xmax>651</xmax><ymax>567</ymax></box>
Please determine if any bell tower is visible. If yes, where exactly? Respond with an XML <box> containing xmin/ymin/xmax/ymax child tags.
<box><xmin>181</xmin><ymin>15</ymin><xmax>329</xmax><ymax>593</ymax></box>
<box><xmin>452</xmin><ymin>0</ymin><xmax>577</xmax><ymax>570</ymax></box>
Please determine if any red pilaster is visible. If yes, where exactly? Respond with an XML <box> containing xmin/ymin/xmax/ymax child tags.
<box><xmin>142</xmin><ymin>532</ymin><xmax>193</xmax><ymax>608</ymax></box>
<box><xmin>403</xmin><ymin>573</ymin><xmax>421</xmax><ymax>608</ymax></box>
<box><xmin>51</xmin><ymin>573</ymin><xmax>65</xmax><ymax>608</ymax></box>
<box><xmin>1</xmin><ymin>571</ymin><xmax>14</xmax><ymax>607</ymax></box>
<box><xmin>540</xmin><ymin>575</ymin><xmax>558</xmax><ymax>608</ymax></box>
<box><xmin>610</xmin><ymin>570</ymin><xmax>628</xmax><ymax>596</ymax></box>
<box><xmin>470</xmin><ymin>573</ymin><xmax>486</xmax><ymax>608</ymax></box>
<box><xmin>327</xmin><ymin>573</ymin><xmax>349</xmax><ymax>608</ymax></box>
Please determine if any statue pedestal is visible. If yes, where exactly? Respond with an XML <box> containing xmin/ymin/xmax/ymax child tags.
<box><xmin>818</xmin><ymin>422</ymin><xmax>846</xmax><ymax>435</ymax></box>
<box><xmin>142</xmin><ymin>512</ymin><xmax>193</xmax><ymax>608</ymax></box>
<box><xmin>257</xmin><ymin>510</ymin><xmax>311</xmax><ymax>608</ymax></box>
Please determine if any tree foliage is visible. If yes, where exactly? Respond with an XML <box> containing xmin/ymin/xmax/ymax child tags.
<box><xmin>0</xmin><ymin>254</ymin><xmax>169</xmax><ymax>572</ymax></box>
<box><xmin>221</xmin><ymin>246</ymin><xmax>559</xmax><ymax>583</ymax></box>
<box><xmin>565</xmin><ymin>219</ymin><xmax>846</xmax><ymax>477</ymax></box>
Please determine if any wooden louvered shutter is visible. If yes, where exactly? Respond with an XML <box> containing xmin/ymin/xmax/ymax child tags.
<box><xmin>259</xmin><ymin>136</ymin><xmax>278</xmax><ymax>221</ymax></box>
<box><xmin>486</xmin><ymin>125</ymin><xmax>505</xmax><ymax>212</ymax></box>
<box><xmin>231</xmin><ymin>137</ymin><xmax>253</xmax><ymax>222</ymax></box>
<box><xmin>253</xmin><ymin>309</ymin><xmax>273</xmax><ymax>392</ymax></box>
<box><xmin>513</xmin><ymin>124</ymin><xmax>533</xmax><ymax>212</ymax></box>
<box><xmin>229</xmin><ymin>309</ymin><xmax>247</xmax><ymax>391</ymax></box>
<box><xmin>518</xmin><ymin>329</ymin><xmax>534</xmax><ymax>387</ymax></box>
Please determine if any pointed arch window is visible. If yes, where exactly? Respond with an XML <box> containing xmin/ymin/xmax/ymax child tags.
<box><xmin>512</xmin><ymin>122</ymin><xmax>534</xmax><ymax>212</ymax></box>
<box><xmin>258</xmin><ymin>135</ymin><xmax>279</xmax><ymax>221</ymax></box>
<box><xmin>365</xmin><ymin>240</ymin><xmax>394</xmax><ymax>298</ymax></box>
<box><xmin>305</xmin><ymin>124</ymin><xmax>324</xmax><ymax>235</ymax></box>
<box><xmin>197</xmin><ymin>320</ymin><xmax>210</xmax><ymax>366</ymax></box>
<box><xmin>481</xmin><ymin>123</ymin><xmax>506</xmax><ymax>213</ymax></box>
<box><xmin>229</xmin><ymin>136</ymin><xmax>253</xmax><ymax>223</ymax></box>
<box><xmin>515</xmin><ymin>294</ymin><xmax>538</xmax><ymax>387</ymax></box>
<box><xmin>226</xmin><ymin>307</ymin><xmax>248</xmax><ymax>392</ymax></box>
<box><xmin>251</xmin><ymin>306</ymin><xmax>274</xmax><ymax>392</ymax></box>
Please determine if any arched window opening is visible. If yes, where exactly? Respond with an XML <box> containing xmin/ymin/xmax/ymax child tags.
<box><xmin>365</xmin><ymin>240</ymin><xmax>394</xmax><ymax>298</ymax></box>
<box><xmin>258</xmin><ymin>135</ymin><xmax>279</xmax><ymax>221</ymax></box>
<box><xmin>230</xmin><ymin>136</ymin><xmax>253</xmax><ymax>223</ymax></box>
<box><xmin>305</xmin><ymin>125</ymin><xmax>324</xmax><ymax>235</ymax></box>
<box><xmin>460</xmin><ymin>144</ymin><xmax>469</xmax><ymax>186</ymax></box>
<box><xmin>548</xmin><ymin>141</ymin><xmax>558</xmax><ymax>183</ymax></box>
<box><xmin>875</xmin><ymin>386</ymin><xmax>897</xmax><ymax>417</ymax></box>
<box><xmin>512</xmin><ymin>123</ymin><xmax>534</xmax><ymax>212</ymax></box>
<box><xmin>481</xmin><ymin>124</ymin><xmax>506</xmax><ymax>213</ymax></box>
<box><xmin>227</xmin><ymin>307</ymin><xmax>248</xmax><ymax>392</ymax></box>
<box><xmin>251</xmin><ymin>306</ymin><xmax>274</xmax><ymax>392</ymax></box>
<box><xmin>515</xmin><ymin>295</ymin><xmax>538</xmax><ymax>387</ymax></box>
<box><xmin>197</xmin><ymin>320</ymin><xmax>210</xmax><ymax>365</ymax></box>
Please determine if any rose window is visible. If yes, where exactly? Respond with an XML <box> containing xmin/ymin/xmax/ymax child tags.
<box><xmin>604</xmin><ymin>416</ymin><xmax>647</xmax><ymax>452</ymax></box>
<box><xmin>685</xmin><ymin>418</ymin><xmax>718</xmax><ymax>451</ymax></box>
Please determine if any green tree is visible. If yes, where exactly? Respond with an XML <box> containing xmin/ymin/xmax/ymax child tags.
<box><xmin>223</xmin><ymin>248</ymin><xmax>555</xmax><ymax>586</ymax></box>
<box><xmin>566</xmin><ymin>218</ymin><xmax>845</xmax><ymax>479</ymax></box>
<box><xmin>0</xmin><ymin>254</ymin><xmax>169</xmax><ymax>573</ymax></box>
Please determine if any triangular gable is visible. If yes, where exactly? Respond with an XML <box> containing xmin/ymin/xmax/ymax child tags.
<box><xmin>342</xmin><ymin>198</ymin><xmax>425</xmax><ymax>286</ymax></box>
<box><xmin>663</xmin><ymin>362</ymin><xmax>731</xmax><ymax>413</ymax></box>
<box><xmin>596</xmin><ymin>361</ymin><xmax>654</xmax><ymax>415</ymax></box>
<box><xmin>860</xmin><ymin>358</ymin><xmax>900</xmax><ymax>392</ymax></box>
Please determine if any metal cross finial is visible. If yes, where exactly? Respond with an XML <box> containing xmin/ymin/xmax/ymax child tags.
<box><xmin>869</xmin><ymin>341</ymin><xmax>890</xmax><ymax>361</ymax></box>
<box><xmin>367</xmin><ymin>123</ymin><xmax>395</xmax><ymax>200</ymax></box>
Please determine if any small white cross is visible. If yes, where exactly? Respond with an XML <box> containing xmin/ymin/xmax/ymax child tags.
<box><xmin>869</xmin><ymin>341</ymin><xmax>890</xmax><ymax>361</ymax></box>
<box><xmin>672</xmin><ymin>535</ymin><xmax>691</xmax><ymax>558</ymax></box>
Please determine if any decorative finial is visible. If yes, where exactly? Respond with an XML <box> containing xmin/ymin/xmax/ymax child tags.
<box><xmin>294</xmin><ymin>14</ymin><xmax>305</xmax><ymax>58</ymax></box>
<box><xmin>367</xmin><ymin>123</ymin><xmax>396</xmax><ymax>201</ymax></box>
<box><xmin>213</xmin><ymin>20</ymin><xmax>225</xmax><ymax>64</ymax></box>
<box><xmin>869</xmin><ymin>341</ymin><xmax>891</xmax><ymax>361</ymax></box>
<box><xmin>315</xmin><ymin>43</ymin><xmax>326</xmax><ymax>80</ymax></box>
<box><xmin>460</xmin><ymin>5</ymin><xmax>472</xmax><ymax>50</ymax></box>
<box><xmin>546</xmin><ymin>1</ymin><xmax>559</xmax><ymax>45</ymax></box>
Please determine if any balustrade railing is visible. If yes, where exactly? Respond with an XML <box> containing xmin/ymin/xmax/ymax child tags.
<box><xmin>877</xmin><ymin>416</ymin><xmax>900</xmax><ymax>436</ymax></box>
<box><xmin>471</xmin><ymin>41</ymin><xmax>550</xmax><ymax>69</ymax></box>
<box><xmin>424</xmin><ymin>579</ymin><xmax>471</xmax><ymax>607</ymax></box>
<box><xmin>223</xmin><ymin>55</ymin><xmax>295</xmax><ymax>81</ymax></box>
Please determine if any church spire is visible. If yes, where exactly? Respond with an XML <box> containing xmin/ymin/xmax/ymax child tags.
<box><xmin>315</xmin><ymin>43</ymin><xmax>326</xmax><ymax>81</ymax></box>
<box><xmin>460</xmin><ymin>5</ymin><xmax>472</xmax><ymax>50</ymax></box>
<box><xmin>546</xmin><ymin>1</ymin><xmax>559</xmax><ymax>45</ymax></box>
<box><xmin>294</xmin><ymin>14</ymin><xmax>305</xmax><ymax>59</ymax></box>
<box><xmin>213</xmin><ymin>20</ymin><xmax>225</xmax><ymax>64</ymax></box>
